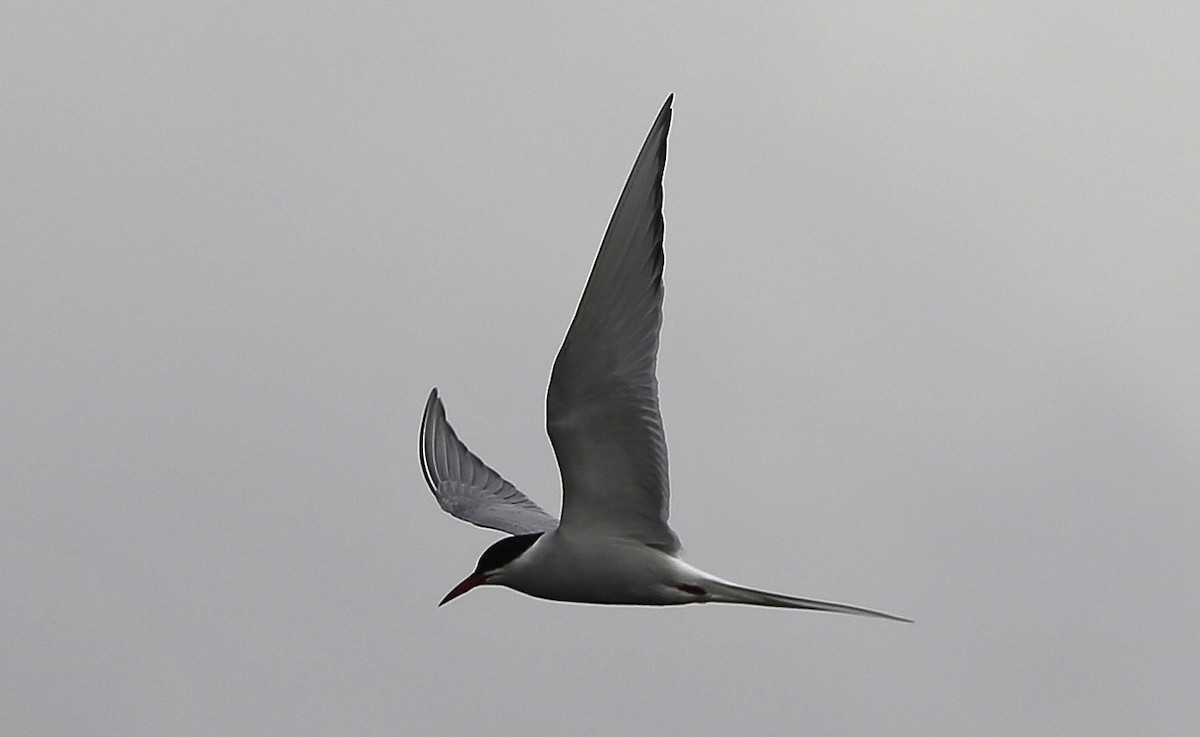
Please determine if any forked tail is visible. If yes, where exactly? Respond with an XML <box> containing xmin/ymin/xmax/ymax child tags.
<box><xmin>704</xmin><ymin>580</ymin><xmax>912</xmax><ymax>622</ymax></box>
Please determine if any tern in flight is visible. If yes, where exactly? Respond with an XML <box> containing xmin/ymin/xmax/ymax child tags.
<box><xmin>420</xmin><ymin>96</ymin><xmax>909</xmax><ymax>622</ymax></box>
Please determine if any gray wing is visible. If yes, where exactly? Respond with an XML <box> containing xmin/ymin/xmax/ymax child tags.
<box><xmin>420</xmin><ymin>388</ymin><xmax>558</xmax><ymax>535</ymax></box>
<box><xmin>546</xmin><ymin>96</ymin><xmax>680</xmax><ymax>553</ymax></box>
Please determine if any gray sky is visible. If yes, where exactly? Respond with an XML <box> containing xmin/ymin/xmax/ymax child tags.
<box><xmin>4</xmin><ymin>2</ymin><xmax>1198</xmax><ymax>735</ymax></box>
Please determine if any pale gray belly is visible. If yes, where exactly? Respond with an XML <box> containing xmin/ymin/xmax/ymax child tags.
<box><xmin>504</xmin><ymin>532</ymin><xmax>696</xmax><ymax>606</ymax></box>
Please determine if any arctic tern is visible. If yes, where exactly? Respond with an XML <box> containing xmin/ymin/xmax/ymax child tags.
<box><xmin>420</xmin><ymin>96</ymin><xmax>909</xmax><ymax>622</ymax></box>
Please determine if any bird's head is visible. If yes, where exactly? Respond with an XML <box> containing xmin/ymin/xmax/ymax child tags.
<box><xmin>439</xmin><ymin>532</ymin><xmax>544</xmax><ymax>606</ymax></box>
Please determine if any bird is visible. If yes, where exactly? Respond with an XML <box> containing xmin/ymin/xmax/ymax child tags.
<box><xmin>419</xmin><ymin>96</ymin><xmax>910</xmax><ymax>622</ymax></box>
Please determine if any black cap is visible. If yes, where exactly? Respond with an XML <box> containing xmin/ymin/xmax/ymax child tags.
<box><xmin>474</xmin><ymin>533</ymin><xmax>543</xmax><ymax>575</ymax></box>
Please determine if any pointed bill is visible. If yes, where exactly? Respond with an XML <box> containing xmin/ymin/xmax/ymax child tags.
<box><xmin>438</xmin><ymin>573</ymin><xmax>489</xmax><ymax>606</ymax></box>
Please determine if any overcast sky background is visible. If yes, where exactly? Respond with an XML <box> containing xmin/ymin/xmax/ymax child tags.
<box><xmin>4</xmin><ymin>2</ymin><xmax>1199</xmax><ymax>735</ymax></box>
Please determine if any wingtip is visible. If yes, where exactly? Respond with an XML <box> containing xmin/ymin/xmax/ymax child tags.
<box><xmin>646</xmin><ymin>95</ymin><xmax>672</xmax><ymax>143</ymax></box>
<box><xmin>419</xmin><ymin>387</ymin><xmax>443</xmax><ymax>493</ymax></box>
<box><xmin>659</xmin><ymin>94</ymin><xmax>673</xmax><ymax>121</ymax></box>
<box><xmin>423</xmin><ymin>387</ymin><xmax>441</xmax><ymax>419</ymax></box>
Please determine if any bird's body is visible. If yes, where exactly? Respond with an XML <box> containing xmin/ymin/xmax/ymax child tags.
<box><xmin>493</xmin><ymin>531</ymin><xmax>701</xmax><ymax>606</ymax></box>
<box><xmin>419</xmin><ymin>96</ymin><xmax>909</xmax><ymax>623</ymax></box>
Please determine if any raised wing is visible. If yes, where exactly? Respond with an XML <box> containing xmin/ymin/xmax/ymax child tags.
<box><xmin>546</xmin><ymin>96</ymin><xmax>679</xmax><ymax>553</ymax></box>
<box><xmin>420</xmin><ymin>388</ymin><xmax>558</xmax><ymax>535</ymax></box>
